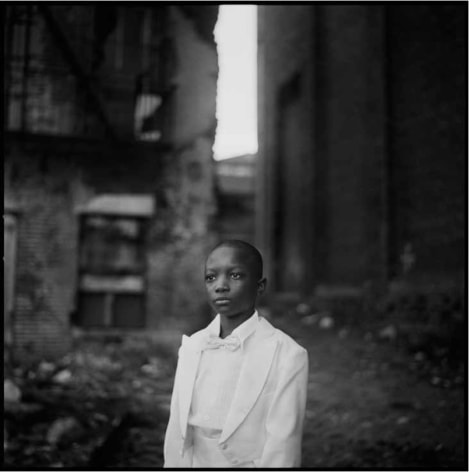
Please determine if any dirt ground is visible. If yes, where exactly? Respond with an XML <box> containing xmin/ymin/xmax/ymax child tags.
<box><xmin>274</xmin><ymin>313</ymin><xmax>466</xmax><ymax>469</ymax></box>
<box><xmin>3</xmin><ymin>307</ymin><xmax>466</xmax><ymax>469</ymax></box>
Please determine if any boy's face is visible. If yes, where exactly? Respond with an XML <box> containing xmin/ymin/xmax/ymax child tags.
<box><xmin>205</xmin><ymin>245</ymin><xmax>265</xmax><ymax>319</ymax></box>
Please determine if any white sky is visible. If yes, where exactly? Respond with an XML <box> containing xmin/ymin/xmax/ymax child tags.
<box><xmin>213</xmin><ymin>5</ymin><xmax>257</xmax><ymax>160</ymax></box>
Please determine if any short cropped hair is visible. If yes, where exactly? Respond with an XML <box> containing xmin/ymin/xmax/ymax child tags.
<box><xmin>209</xmin><ymin>240</ymin><xmax>264</xmax><ymax>280</ymax></box>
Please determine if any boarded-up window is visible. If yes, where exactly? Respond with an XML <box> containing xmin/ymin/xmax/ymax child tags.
<box><xmin>75</xmin><ymin>195</ymin><xmax>154</xmax><ymax>329</ymax></box>
<box><xmin>77</xmin><ymin>216</ymin><xmax>147</xmax><ymax>329</ymax></box>
<box><xmin>79</xmin><ymin>216</ymin><xmax>145</xmax><ymax>275</ymax></box>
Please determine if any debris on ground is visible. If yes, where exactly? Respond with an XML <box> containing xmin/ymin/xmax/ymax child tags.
<box><xmin>301</xmin><ymin>314</ymin><xmax>319</xmax><ymax>326</ymax></box>
<box><xmin>3</xmin><ymin>335</ymin><xmax>176</xmax><ymax>468</ymax></box>
<box><xmin>318</xmin><ymin>315</ymin><xmax>334</xmax><ymax>329</ymax></box>
<box><xmin>52</xmin><ymin>369</ymin><xmax>72</xmax><ymax>384</ymax></box>
<box><xmin>296</xmin><ymin>303</ymin><xmax>312</xmax><ymax>316</ymax></box>
<box><xmin>4</xmin><ymin>379</ymin><xmax>21</xmax><ymax>403</ymax></box>
<box><xmin>3</xmin><ymin>304</ymin><xmax>465</xmax><ymax>469</ymax></box>
<box><xmin>38</xmin><ymin>361</ymin><xmax>56</xmax><ymax>376</ymax></box>
<box><xmin>47</xmin><ymin>417</ymin><xmax>83</xmax><ymax>446</ymax></box>
<box><xmin>379</xmin><ymin>324</ymin><xmax>398</xmax><ymax>341</ymax></box>
<box><xmin>338</xmin><ymin>328</ymin><xmax>349</xmax><ymax>339</ymax></box>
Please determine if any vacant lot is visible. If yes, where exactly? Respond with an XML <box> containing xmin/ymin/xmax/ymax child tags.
<box><xmin>4</xmin><ymin>306</ymin><xmax>466</xmax><ymax>469</ymax></box>
<box><xmin>275</xmin><ymin>313</ymin><xmax>465</xmax><ymax>469</ymax></box>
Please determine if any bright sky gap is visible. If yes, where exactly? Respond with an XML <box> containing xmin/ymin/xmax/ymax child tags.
<box><xmin>213</xmin><ymin>5</ymin><xmax>257</xmax><ymax>161</ymax></box>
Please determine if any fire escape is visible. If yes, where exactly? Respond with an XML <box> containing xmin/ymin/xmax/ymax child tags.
<box><xmin>4</xmin><ymin>4</ymin><xmax>174</xmax><ymax>143</ymax></box>
<box><xmin>3</xmin><ymin>5</ymin><xmax>175</xmax><ymax>330</ymax></box>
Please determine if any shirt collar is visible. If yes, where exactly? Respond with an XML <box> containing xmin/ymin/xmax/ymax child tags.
<box><xmin>232</xmin><ymin>310</ymin><xmax>259</xmax><ymax>344</ymax></box>
<box><xmin>209</xmin><ymin>310</ymin><xmax>259</xmax><ymax>345</ymax></box>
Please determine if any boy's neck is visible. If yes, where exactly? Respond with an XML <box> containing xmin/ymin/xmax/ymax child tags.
<box><xmin>219</xmin><ymin>309</ymin><xmax>255</xmax><ymax>338</ymax></box>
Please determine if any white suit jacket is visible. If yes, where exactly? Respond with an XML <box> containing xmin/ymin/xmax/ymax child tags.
<box><xmin>163</xmin><ymin>314</ymin><xmax>309</xmax><ymax>468</ymax></box>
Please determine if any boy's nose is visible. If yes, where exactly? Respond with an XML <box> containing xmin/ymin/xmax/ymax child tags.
<box><xmin>215</xmin><ymin>279</ymin><xmax>229</xmax><ymax>292</ymax></box>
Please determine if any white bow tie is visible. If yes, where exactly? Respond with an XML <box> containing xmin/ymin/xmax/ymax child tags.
<box><xmin>203</xmin><ymin>334</ymin><xmax>241</xmax><ymax>351</ymax></box>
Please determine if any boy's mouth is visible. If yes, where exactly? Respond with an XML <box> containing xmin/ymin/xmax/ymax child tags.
<box><xmin>214</xmin><ymin>298</ymin><xmax>231</xmax><ymax>305</ymax></box>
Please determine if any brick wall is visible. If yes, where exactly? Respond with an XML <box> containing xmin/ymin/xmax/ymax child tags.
<box><xmin>5</xmin><ymin>130</ymin><xmax>216</xmax><ymax>360</ymax></box>
<box><xmin>6</xmin><ymin>139</ymin><xmax>85</xmax><ymax>359</ymax></box>
<box><xmin>4</xmin><ymin>5</ymin><xmax>219</xmax><ymax>360</ymax></box>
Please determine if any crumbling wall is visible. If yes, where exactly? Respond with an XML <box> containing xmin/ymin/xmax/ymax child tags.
<box><xmin>146</xmin><ymin>5</ymin><xmax>219</xmax><ymax>333</ymax></box>
<box><xmin>4</xmin><ymin>136</ymin><xmax>162</xmax><ymax>360</ymax></box>
<box><xmin>4</xmin><ymin>5</ymin><xmax>220</xmax><ymax>362</ymax></box>
<box><xmin>4</xmin><ymin>140</ymin><xmax>93</xmax><ymax>360</ymax></box>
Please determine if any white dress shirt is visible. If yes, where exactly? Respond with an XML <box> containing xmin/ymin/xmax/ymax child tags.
<box><xmin>188</xmin><ymin>311</ymin><xmax>259</xmax><ymax>431</ymax></box>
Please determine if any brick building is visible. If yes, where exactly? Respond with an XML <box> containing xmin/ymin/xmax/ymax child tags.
<box><xmin>257</xmin><ymin>5</ymin><xmax>466</xmax><ymax>304</ymax></box>
<box><xmin>4</xmin><ymin>5</ymin><xmax>219</xmax><ymax>360</ymax></box>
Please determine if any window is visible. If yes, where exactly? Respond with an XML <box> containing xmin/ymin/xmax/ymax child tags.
<box><xmin>75</xmin><ymin>195</ymin><xmax>154</xmax><ymax>329</ymax></box>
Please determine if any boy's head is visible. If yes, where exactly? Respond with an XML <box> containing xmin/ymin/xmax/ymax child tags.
<box><xmin>204</xmin><ymin>240</ymin><xmax>266</xmax><ymax>318</ymax></box>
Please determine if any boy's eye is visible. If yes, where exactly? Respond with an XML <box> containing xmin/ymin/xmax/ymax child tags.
<box><xmin>231</xmin><ymin>272</ymin><xmax>242</xmax><ymax>280</ymax></box>
<box><xmin>205</xmin><ymin>274</ymin><xmax>216</xmax><ymax>282</ymax></box>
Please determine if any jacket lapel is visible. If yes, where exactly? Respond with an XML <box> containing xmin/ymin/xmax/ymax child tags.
<box><xmin>177</xmin><ymin>316</ymin><xmax>219</xmax><ymax>437</ymax></box>
<box><xmin>219</xmin><ymin>318</ymin><xmax>278</xmax><ymax>443</ymax></box>
<box><xmin>177</xmin><ymin>334</ymin><xmax>202</xmax><ymax>437</ymax></box>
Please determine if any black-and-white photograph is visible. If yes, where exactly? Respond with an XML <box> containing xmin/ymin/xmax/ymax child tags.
<box><xmin>3</xmin><ymin>2</ymin><xmax>467</xmax><ymax>470</ymax></box>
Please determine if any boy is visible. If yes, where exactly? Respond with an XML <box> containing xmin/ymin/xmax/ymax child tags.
<box><xmin>164</xmin><ymin>240</ymin><xmax>309</xmax><ymax>467</ymax></box>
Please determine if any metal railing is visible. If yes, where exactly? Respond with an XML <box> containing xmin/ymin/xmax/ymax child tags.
<box><xmin>4</xmin><ymin>5</ymin><xmax>171</xmax><ymax>142</ymax></box>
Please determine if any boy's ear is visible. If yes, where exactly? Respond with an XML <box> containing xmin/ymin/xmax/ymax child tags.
<box><xmin>257</xmin><ymin>277</ymin><xmax>267</xmax><ymax>294</ymax></box>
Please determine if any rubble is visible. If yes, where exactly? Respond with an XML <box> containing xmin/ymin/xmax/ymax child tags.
<box><xmin>338</xmin><ymin>328</ymin><xmax>349</xmax><ymax>339</ymax></box>
<box><xmin>52</xmin><ymin>370</ymin><xmax>72</xmax><ymax>384</ymax></box>
<box><xmin>4</xmin><ymin>379</ymin><xmax>21</xmax><ymax>403</ymax></box>
<box><xmin>301</xmin><ymin>314</ymin><xmax>319</xmax><ymax>326</ymax></box>
<box><xmin>319</xmin><ymin>315</ymin><xmax>334</xmax><ymax>329</ymax></box>
<box><xmin>296</xmin><ymin>303</ymin><xmax>312</xmax><ymax>316</ymax></box>
<box><xmin>38</xmin><ymin>361</ymin><xmax>56</xmax><ymax>375</ymax></box>
<box><xmin>47</xmin><ymin>417</ymin><xmax>83</xmax><ymax>446</ymax></box>
<box><xmin>140</xmin><ymin>357</ymin><xmax>164</xmax><ymax>378</ymax></box>
<box><xmin>3</xmin><ymin>336</ymin><xmax>177</xmax><ymax>468</ymax></box>
<box><xmin>414</xmin><ymin>351</ymin><xmax>426</xmax><ymax>362</ymax></box>
<box><xmin>378</xmin><ymin>324</ymin><xmax>398</xmax><ymax>341</ymax></box>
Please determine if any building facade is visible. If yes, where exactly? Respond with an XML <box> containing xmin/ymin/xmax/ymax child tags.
<box><xmin>215</xmin><ymin>154</ymin><xmax>256</xmax><ymax>244</ymax></box>
<box><xmin>4</xmin><ymin>5</ymin><xmax>219</xmax><ymax>360</ymax></box>
<box><xmin>257</xmin><ymin>5</ymin><xmax>466</xmax><ymax>304</ymax></box>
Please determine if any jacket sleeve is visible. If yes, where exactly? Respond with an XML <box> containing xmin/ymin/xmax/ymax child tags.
<box><xmin>257</xmin><ymin>345</ymin><xmax>309</xmax><ymax>467</ymax></box>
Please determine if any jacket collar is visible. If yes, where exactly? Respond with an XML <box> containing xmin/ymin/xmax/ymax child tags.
<box><xmin>206</xmin><ymin>311</ymin><xmax>259</xmax><ymax>347</ymax></box>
